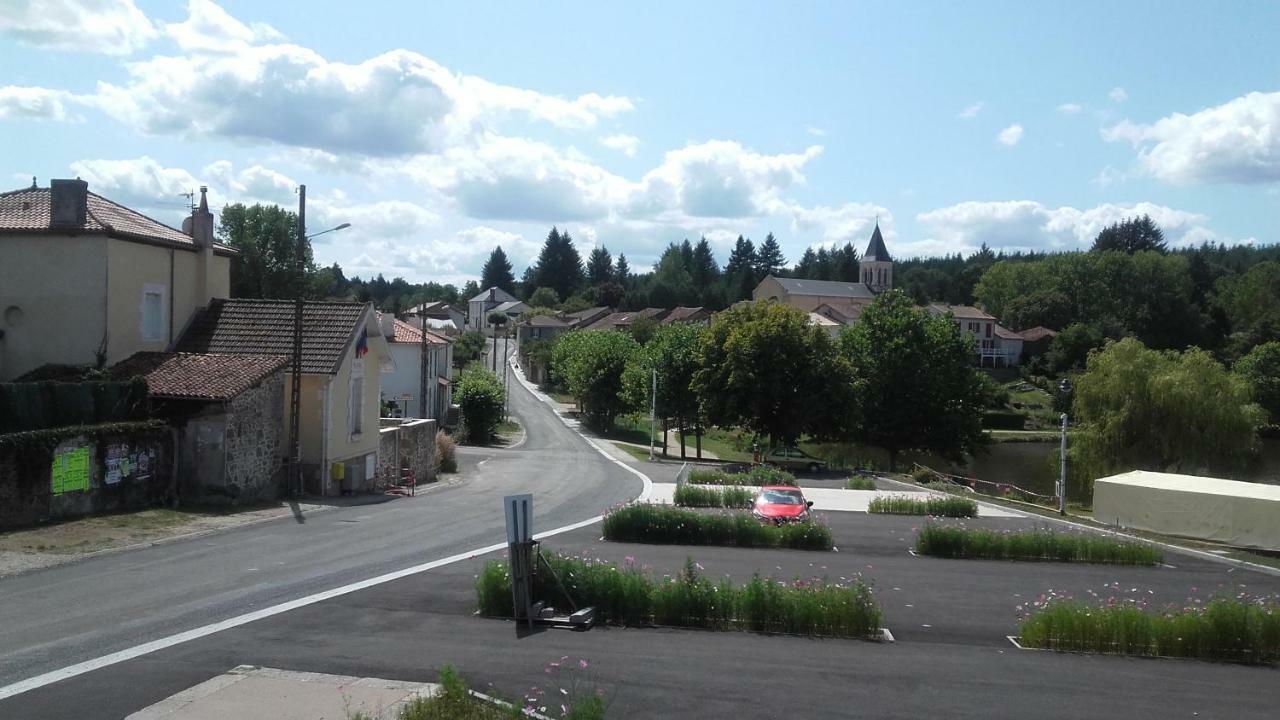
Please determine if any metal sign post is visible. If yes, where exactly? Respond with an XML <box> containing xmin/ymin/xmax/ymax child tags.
<box><xmin>504</xmin><ymin>494</ymin><xmax>535</xmax><ymax>627</ymax></box>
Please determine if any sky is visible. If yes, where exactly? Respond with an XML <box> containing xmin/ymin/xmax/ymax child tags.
<box><xmin>1</xmin><ymin>0</ymin><xmax>1278</xmax><ymax>286</ymax></box>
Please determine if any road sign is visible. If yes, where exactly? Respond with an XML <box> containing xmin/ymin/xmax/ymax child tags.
<box><xmin>504</xmin><ymin>494</ymin><xmax>533</xmax><ymax>545</ymax></box>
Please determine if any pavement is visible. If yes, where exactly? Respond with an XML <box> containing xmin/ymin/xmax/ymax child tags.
<box><xmin>645</xmin><ymin>482</ymin><xmax>1023</xmax><ymax>516</ymax></box>
<box><xmin>4</xmin><ymin>348</ymin><xmax>1280</xmax><ymax>719</ymax></box>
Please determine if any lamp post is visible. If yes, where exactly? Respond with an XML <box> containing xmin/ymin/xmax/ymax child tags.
<box><xmin>1057</xmin><ymin>378</ymin><xmax>1072</xmax><ymax>516</ymax></box>
<box><xmin>288</xmin><ymin>182</ymin><xmax>349</xmax><ymax>497</ymax></box>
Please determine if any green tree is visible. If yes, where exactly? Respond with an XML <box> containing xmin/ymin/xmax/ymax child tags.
<box><xmin>626</xmin><ymin>315</ymin><xmax>659</xmax><ymax>345</ymax></box>
<box><xmin>1045</xmin><ymin>322</ymin><xmax>1109</xmax><ymax>374</ymax></box>
<box><xmin>755</xmin><ymin>232</ymin><xmax>786</xmax><ymax>277</ymax></box>
<box><xmin>487</xmin><ymin>311</ymin><xmax>508</xmax><ymax>371</ymax></box>
<box><xmin>453</xmin><ymin>330</ymin><xmax>486</xmax><ymax>368</ymax></box>
<box><xmin>526</xmin><ymin>286</ymin><xmax>561</xmax><ymax>310</ymax></box>
<box><xmin>479</xmin><ymin>246</ymin><xmax>515</xmax><ymax>294</ymax></box>
<box><xmin>586</xmin><ymin>245</ymin><xmax>614</xmax><ymax>286</ymax></box>
<box><xmin>456</xmin><ymin>366</ymin><xmax>505</xmax><ymax>444</ymax></box>
<box><xmin>550</xmin><ymin>330</ymin><xmax>639</xmax><ymax>430</ymax></box>
<box><xmin>794</xmin><ymin>247</ymin><xmax>817</xmax><ymax>279</ymax></box>
<box><xmin>691</xmin><ymin>237</ymin><xmax>720</xmax><ymax>290</ymax></box>
<box><xmin>1216</xmin><ymin>261</ymin><xmax>1280</xmax><ymax>354</ymax></box>
<box><xmin>527</xmin><ymin>227</ymin><xmax>585</xmax><ymax>301</ymax></box>
<box><xmin>694</xmin><ymin>301</ymin><xmax>854</xmax><ymax>447</ymax></box>
<box><xmin>1235</xmin><ymin>341</ymin><xmax>1280</xmax><ymax>423</ymax></box>
<box><xmin>833</xmin><ymin>242</ymin><xmax>860</xmax><ymax>282</ymax></box>
<box><xmin>1091</xmin><ymin>215</ymin><xmax>1167</xmax><ymax>254</ymax></box>
<box><xmin>1071</xmin><ymin>338</ymin><xmax>1263</xmax><ymax>495</ymax></box>
<box><xmin>623</xmin><ymin>323</ymin><xmax>706</xmax><ymax>457</ymax></box>
<box><xmin>723</xmin><ymin>235</ymin><xmax>758</xmax><ymax>302</ymax></box>
<box><xmin>217</xmin><ymin>203</ymin><xmax>310</xmax><ymax>298</ymax></box>
<box><xmin>839</xmin><ymin>290</ymin><xmax>987</xmax><ymax>469</ymax></box>
<box><xmin>615</xmin><ymin>253</ymin><xmax>631</xmax><ymax>286</ymax></box>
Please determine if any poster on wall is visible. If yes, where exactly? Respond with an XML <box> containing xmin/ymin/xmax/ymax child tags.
<box><xmin>104</xmin><ymin>443</ymin><xmax>124</xmax><ymax>485</ymax></box>
<box><xmin>51</xmin><ymin>446</ymin><xmax>90</xmax><ymax>494</ymax></box>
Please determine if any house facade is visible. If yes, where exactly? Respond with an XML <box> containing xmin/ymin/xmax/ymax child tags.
<box><xmin>378</xmin><ymin>313</ymin><xmax>453</xmax><ymax>421</ymax></box>
<box><xmin>467</xmin><ymin>287</ymin><xmax>519</xmax><ymax>330</ymax></box>
<box><xmin>175</xmin><ymin>299</ymin><xmax>392</xmax><ymax>496</ymax></box>
<box><xmin>0</xmin><ymin>180</ymin><xmax>233</xmax><ymax>381</ymax></box>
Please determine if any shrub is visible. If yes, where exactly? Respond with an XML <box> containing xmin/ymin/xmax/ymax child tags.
<box><xmin>868</xmin><ymin>495</ymin><xmax>977</xmax><ymax>518</ymax></box>
<box><xmin>476</xmin><ymin>554</ymin><xmax>881</xmax><ymax>639</ymax></box>
<box><xmin>910</xmin><ymin>466</ymin><xmax>936</xmax><ymax>484</ymax></box>
<box><xmin>845</xmin><ymin>476</ymin><xmax>876</xmax><ymax>491</ymax></box>
<box><xmin>673</xmin><ymin>485</ymin><xmax>754</xmax><ymax>508</ymax></box>
<box><xmin>435</xmin><ymin>430</ymin><xmax>457</xmax><ymax>474</ymax></box>
<box><xmin>456</xmin><ymin>366</ymin><xmax>505</xmax><ymax>444</ymax></box>
<box><xmin>686</xmin><ymin>466</ymin><xmax>797</xmax><ymax>487</ymax></box>
<box><xmin>602</xmin><ymin>504</ymin><xmax>832</xmax><ymax>550</ymax></box>
<box><xmin>981</xmin><ymin>411</ymin><xmax>1026</xmax><ymax>430</ymax></box>
<box><xmin>916</xmin><ymin>526</ymin><xmax>1162</xmax><ymax>564</ymax></box>
<box><xmin>1019</xmin><ymin>593</ymin><xmax>1280</xmax><ymax>664</ymax></box>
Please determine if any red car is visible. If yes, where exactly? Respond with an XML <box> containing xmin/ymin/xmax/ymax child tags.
<box><xmin>752</xmin><ymin>486</ymin><xmax>814</xmax><ymax>525</ymax></box>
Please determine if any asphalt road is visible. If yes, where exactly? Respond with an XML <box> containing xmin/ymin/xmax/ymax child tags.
<box><xmin>0</xmin><ymin>351</ymin><xmax>642</xmax><ymax>696</ymax></box>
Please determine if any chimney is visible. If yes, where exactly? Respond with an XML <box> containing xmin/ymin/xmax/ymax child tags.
<box><xmin>379</xmin><ymin>312</ymin><xmax>397</xmax><ymax>340</ymax></box>
<box><xmin>50</xmin><ymin>178</ymin><xmax>88</xmax><ymax>228</ymax></box>
<box><xmin>182</xmin><ymin>186</ymin><xmax>215</xmax><ymax>249</ymax></box>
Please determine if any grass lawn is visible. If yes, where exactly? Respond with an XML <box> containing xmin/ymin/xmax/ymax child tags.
<box><xmin>0</xmin><ymin>507</ymin><xmax>261</xmax><ymax>556</ymax></box>
<box><xmin>546</xmin><ymin>391</ymin><xmax>576</xmax><ymax>405</ymax></box>
<box><xmin>1005</xmin><ymin>382</ymin><xmax>1058</xmax><ymax>430</ymax></box>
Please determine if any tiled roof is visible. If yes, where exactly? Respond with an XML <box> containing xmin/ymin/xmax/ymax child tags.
<box><xmin>175</xmin><ymin>299</ymin><xmax>369</xmax><ymax>374</ymax></box>
<box><xmin>1019</xmin><ymin>326</ymin><xmax>1059</xmax><ymax>342</ymax></box>
<box><xmin>863</xmin><ymin>223</ymin><xmax>892</xmax><ymax>262</ymax></box>
<box><xmin>769</xmin><ymin>276</ymin><xmax>875</xmax><ymax>299</ymax></box>
<box><xmin>581</xmin><ymin>308</ymin><xmax>670</xmax><ymax>330</ymax></box>
<box><xmin>929</xmin><ymin>303</ymin><xmax>995</xmax><ymax>321</ymax></box>
<box><xmin>815</xmin><ymin>300</ymin><xmax>871</xmax><ymax>324</ymax></box>
<box><xmin>524</xmin><ymin>314</ymin><xmax>570</xmax><ymax>327</ymax></box>
<box><xmin>493</xmin><ymin>300</ymin><xmax>527</xmax><ymax>314</ymax></box>
<box><xmin>563</xmin><ymin>306</ymin><xmax>610</xmax><ymax>325</ymax></box>
<box><xmin>660</xmin><ymin>306</ymin><xmax>709</xmax><ymax>324</ymax></box>
<box><xmin>0</xmin><ymin>186</ymin><xmax>236</xmax><ymax>255</ymax></box>
<box><xmin>109</xmin><ymin>352</ymin><xmax>287</xmax><ymax>401</ymax></box>
<box><xmin>994</xmin><ymin>324</ymin><xmax>1022</xmax><ymax>340</ymax></box>
<box><xmin>390</xmin><ymin>318</ymin><xmax>450</xmax><ymax>344</ymax></box>
<box><xmin>807</xmin><ymin>312</ymin><xmax>840</xmax><ymax>327</ymax></box>
<box><xmin>469</xmin><ymin>286</ymin><xmax>518</xmax><ymax>303</ymax></box>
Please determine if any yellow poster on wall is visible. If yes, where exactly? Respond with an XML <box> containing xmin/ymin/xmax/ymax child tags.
<box><xmin>52</xmin><ymin>446</ymin><xmax>90</xmax><ymax>494</ymax></box>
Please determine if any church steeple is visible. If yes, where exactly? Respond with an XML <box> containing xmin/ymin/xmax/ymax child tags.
<box><xmin>860</xmin><ymin>221</ymin><xmax>893</xmax><ymax>292</ymax></box>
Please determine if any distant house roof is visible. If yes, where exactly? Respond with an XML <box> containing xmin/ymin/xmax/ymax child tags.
<box><xmin>660</xmin><ymin>307</ymin><xmax>710</xmax><ymax>324</ymax></box>
<box><xmin>109</xmin><ymin>352</ymin><xmax>287</xmax><ymax>401</ymax></box>
<box><xmin>863</xmin><ymin>223</ymin><xmax>892</xmax><ymax>262</ymax></box>
<box><xmin>0</xmin><ymin>185</ymin><xmax>236</xmax><ymax>256</ymax></box>
<box><xmin>493</xmin><ymin>300</ymin><xmax>527</xmax><ymax>314</ymax></box>
<box><xmin>768</xmin><ymin>276</ymin><xmax>875</xmax><ymax>299</ymax></box>
<box><xmin>994</xmin><ymin>324</ymin><xmax>1022</xmax><ymax>340</ymax></box>
<box><xmin>807</xmin><ymin>312</ymin><xmax>840</xmax><ymax>327</ymax></box>
<box><xmin>563</xmin><ymin>306</ymin><xmax>611</xmax><ymax>327</ymax></box>
<box><xmin>524</xmin><ymin>314</ymin><xmax>570</xmax><ymax>328</ymax></box>
<box><xmin>814</xmin><ymin>300</ymin><xmax>872</xmax><ymax>325</ymax></box>
<box><xmin>405</xmin><ymin>301</ymin><xmax>458</xmax><ymax>316</ymax></box>
<box><xmin>468</xmin><ymin>286</ymin><xmax>519</xmax><ymax>304</ymax></box>
<box><xmin>1019</xmin><ymin>326</ymin><xmax>1059</xmax><ymax>342</ymax></box>
<box><xmin>175</xmin><ymin>299</ymin><xmax>370</xmax><ymax>375</ymax></box>
<box><xmin>389</xmin><ymin>318</ymin><xmax>450</xmax><ymax>345</ymax></box>
<box><xmin>928</xmin><ymin>303</ymin><xmax>995</xmax><ymax>321</ymax></box>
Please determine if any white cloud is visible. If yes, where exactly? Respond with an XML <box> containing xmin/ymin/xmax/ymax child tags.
<box><xmin>997</xmin><ymin>124</ymin><xmax>1024</xmax><ymax>146</ymax></box>
<box><xmin>599</xmin><ymin>134</ymin><xmax>639</xmax><ymax>157</ymax></box>
<box><xmin>69</xmin><ymin>156</ymin><xmax>203</xmax><ymax>209</ymax></box>
<box><xmin>0</xmin><ymin>86</ymin><xmax>81</xmax><ymax>121</ymax></box>
<box><xmin>916</xmin><ymin>200</ymin><xmax>1212</xmax><ymax>255</ymax></box>
<box><xmin>1102</xmin><ymin>90</ymin><xmax>1280</xmax><ymax>185</ymax></box>
<box><xmin>93</xmin><ymin>44</ymin><xmax>634</xmax><ymax>156</ymax></box>
<box><xmin>957</xmin><ymin>101</ymin><xmax>984</xmax><ymax>119</ymax></box>
<box><xmin>635</xmin><ymin>140</ymin><xmax>823</xmax><ymax>219</ymax></box>
<box><xmin>1109</xmin><ymin>86</ymin><xmax>1128</xmax><ymax>104</ymax></box>
<box><xmin>1056</xmin><ymin>102</ymin><xmax>1083</xmax><ymax>114</ymax></box>
<box><xmin>805</xmin><ymin>125</ymin><xmax>827</xmax><ymax>137</ymax></box>
<box><xmin>784</xmin><ymin>202</ymin><xmax>892</xmax><ymax>250</ymax></box>
<box><xmin>164</xmin><ymin>0</ymin><xmax>283</xmax><ymax>54</ymax></box>
<box><xmin>0</xmin><ymin>0</ymin><xmax>157</xmax><ymax>54</ymax></box>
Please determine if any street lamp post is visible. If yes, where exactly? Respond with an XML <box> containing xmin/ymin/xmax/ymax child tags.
<box><xmin>288</xmin><ymin>182</ymin><xmax>349</xmax><ymax>497</ymax></box>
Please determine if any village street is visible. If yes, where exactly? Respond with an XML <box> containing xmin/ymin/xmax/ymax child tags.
<box><xmin>0</xmin><ymin>352</ymin><xmax>642</xmax><ymax>696</ymax></box>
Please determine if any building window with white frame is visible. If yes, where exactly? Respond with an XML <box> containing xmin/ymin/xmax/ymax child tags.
<box><xmin>141</xmin><ymin>283</ymin><xmax>167</xmax><ymax>342</ymax></box>
<box><xmin>349</xmin><ymin>358</ymin><xmax>364</xmax><ymax>436</ymax></box>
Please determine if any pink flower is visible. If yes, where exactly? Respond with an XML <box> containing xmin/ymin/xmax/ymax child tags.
<box><xmin>580</xmin><ymin>659</ymin><xmax>589</xmax><ymax>669</ymax></box>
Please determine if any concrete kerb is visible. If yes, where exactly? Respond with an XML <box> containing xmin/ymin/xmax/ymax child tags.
<box><xmin>874</xmin><ymin>472</ymin><xmax>1280</xmax><ymax>579</ymax></box>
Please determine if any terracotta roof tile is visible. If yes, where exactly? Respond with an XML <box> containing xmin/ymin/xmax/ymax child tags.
<box><xmin>0</xmin><ymin>186</ymin><xmax>236</xmax><ymax>255</ymax></box>
<box><xmin>110</xmin><ymin>352</ymin><xmax>287</xmax><ymax>401</ymax></box>
<box><xmin>390</xmin><ymin>318</ymin><xmax>449</xmax><ymax>344</ymax></box>
<box><xmin>175</xmin><ymin>299</ymin><xmax>368</xmax><ymax>374</ymax></box>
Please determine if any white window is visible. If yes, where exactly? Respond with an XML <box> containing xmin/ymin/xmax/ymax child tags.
<box><xmin>349</xmin><ymin>358</ymin><xmax>364</xmax><ymax>436</ymax></box>
<box><xmin>141</xmin><ymin>284</ymin><xmax>166</xmax><ymax>342</ymax></box>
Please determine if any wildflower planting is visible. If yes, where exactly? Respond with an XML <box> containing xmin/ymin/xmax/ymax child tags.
<box><xmin>916</xmin><ymin>525</ymin><xmax>1162</xmax><ymax>564</ymax></box>
<box><xmin>868</xmin><ymin>494</ymin><xmax>977</xmax><ymax>518</ymax></box>
<box><xmin>845</xmin><ymin>476</ymin><xmax>877</xmax><ymax>490</ymax></box>
<box><xmin>687</xmin><ymin>466</ymin><xmax>797</xmax><ymax>486</ymax></box>
<box><xmin>602</xmin><ymin>503</ymin><xmax>833</xmax><ymax>550</ymax></box>
<box><xmin>1018</xmin><ymin>588</ymin><xmax>1280</xmax><ymax>664</ymax></box>
<box><xmin>673</xmin><ymin>484</ymin><xmax>755</xmax><ymax>508</ymax></box>
<box><xmin>475</xmin><ymin>555</ymin><xmax>882</xmax><ymax>639</ymax></box>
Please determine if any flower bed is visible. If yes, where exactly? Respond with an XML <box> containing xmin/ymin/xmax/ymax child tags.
<box><xmin>476</xmin><ymin>555</ymin><xmax>881</xmax><ymax>639</ymax></box>
<box><xmin>603</xmin><ymin>503</ymin><xmax>833</xmax><ymax>550</ymax></box>
<box><xmin>687</xmin><ymin>465</ymin><xmax>797</xmax><ymax>487</ymax></box>
<box><xmin>1018</xmin><ymin>590</ymin><xmax>1280</xmax><ymax>664</ymax></box>
<box><xmin>916</xmin><ymin>525</ymin><xmax>1162</xmax><ymax>565</ymax></box>
<box><xmin>868</xmin><ymin>495</ymin><xmax>977</xmax><ymax>518</ymax></box>
<box><xmin>672</xmin><ymin>484</ymin><xmax>754</xmax><ymax>508</ymax></box>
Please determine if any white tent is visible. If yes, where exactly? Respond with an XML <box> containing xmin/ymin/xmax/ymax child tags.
<box><xmin>1093</xmin><ymin>471</ymin><xmax>1280</xmax><ymax>551</ymax></box>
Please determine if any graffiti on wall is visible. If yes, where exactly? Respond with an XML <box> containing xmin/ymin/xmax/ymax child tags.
<box><xmin>51</xmin><ymin>445</ymin><xmax>90</xmax><ymax>495</ymax></box>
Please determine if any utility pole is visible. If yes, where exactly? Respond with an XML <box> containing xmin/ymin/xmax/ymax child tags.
<box><xmin>502</xmin><ymin>326</ymin><xmax>510</xmax><ymax>420</ymax></box>
<box><xmin>1058</xmin><ymin>413</ymin><xmax>1068</xmax><ymax>515</ymax></box>
<box><xmin>288</xmin><ymin>185</ymin><xmax>306</xmax><ymax>496</ymax></box>
<box><xmin>648</xmin><ymin>369</ymin><xmax>657</xmax><ymax>461</ymax></box>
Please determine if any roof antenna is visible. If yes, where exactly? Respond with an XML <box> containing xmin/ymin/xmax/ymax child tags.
<box><xmin>179</xmin><ymin>189</ymin><xmax>196</xmax><ymax>214</ymax></box>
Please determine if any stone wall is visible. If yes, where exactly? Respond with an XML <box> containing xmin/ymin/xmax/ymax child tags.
<box><xmin>219</xmin><ymin>372</ymin><xmax>285</xmax><ymax>504</ymax></box>
<box><xmin>377</xmin><ymin>427</ymin><xmax>399</xmax><ymax>490</ymax></box>
<box><xmin>0</xmin><ymin>426</ymin><xmax>174</xmax><ymax>530</ymax></box>
<box><xmin>401</xmin><ymin>418</ymin><xmax>438</xmax><ymax>485</ymax></box>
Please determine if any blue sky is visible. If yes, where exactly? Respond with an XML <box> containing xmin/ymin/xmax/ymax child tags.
<box><xmin>2</xmin><ymin>0</ymin><xmax>1278</xmax><ymax>285</ymax></box>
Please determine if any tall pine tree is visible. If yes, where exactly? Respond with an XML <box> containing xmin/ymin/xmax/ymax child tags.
<box><xmin>691</xmin><ymin>237</ymin><xmax>721</xmax><ymax>288</ymax></box>
<box><xmin>479</xmin><ymin>246</ymin><xmax>515</xmax><ymax>293</ymax></box>
<box><xmin>528</xmin><ymin>227</ymin><xmax>586</xmax><ymax>301</ymax></box>
<box><xmin>724</xmin><ymin>235</ymin><xmax>759</xmax><ymax>302</ymax></box>
<box><xmin>755</xmin><ymin>232</ymin><xmax>786</xmax><ymax>277</ymax></box>
<box><xmin>615</xmin><ymin>253</ymin><xmax>631</xmax><ymax>286</ymax></box>
<box><xmin>586</xmin><ymin>245</ymin><xmax>614</xmax><ymax>286</ymax></box>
